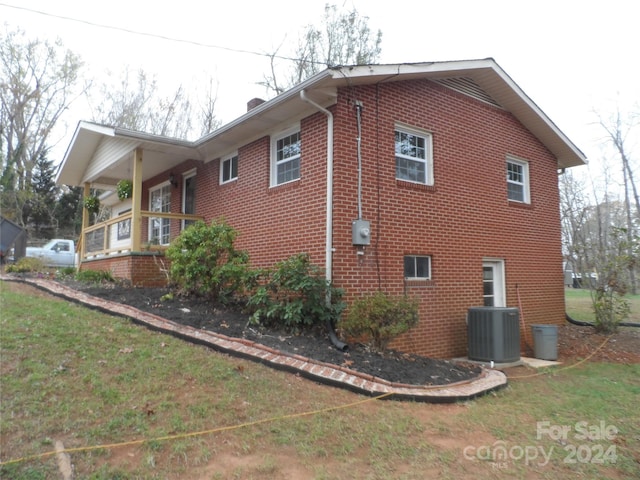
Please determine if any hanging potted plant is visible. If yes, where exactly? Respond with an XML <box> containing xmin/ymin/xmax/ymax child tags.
<box><xmin>83</xmin><ymin>195</ymin><xmax>100</xmax><ymax>214</ymax></box>
<box><xmin>116</xmin><ymin>179</ymin><xmax>133</xmax><ymax>200</ymax></box>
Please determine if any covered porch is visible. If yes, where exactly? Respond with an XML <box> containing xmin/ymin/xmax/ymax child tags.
<box><xmin>78</xmin><ymin>209</ymin><xmax>203</xmax><ymax>286</ymax></box>
<box><xmin>57</xmin><ymin>122</ymin><xmax>206</xmax><ymax>286</ymax></box>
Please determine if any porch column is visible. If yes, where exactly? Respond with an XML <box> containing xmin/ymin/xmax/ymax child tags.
<box><xmin>80</xmin><ymin>182</ymin><xmax>90</xmax><ymax>261</ymax></box>
<box><xmin>131</xmin><ymin>148</ymin><xmax>143</xmax><ymax>252</ymax></box>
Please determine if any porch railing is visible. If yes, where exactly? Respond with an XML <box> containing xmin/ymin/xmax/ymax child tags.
<box><xmin>80</xmin><ymin>211</ymin><xmax>204</xmax><ymax>261</ymax></box>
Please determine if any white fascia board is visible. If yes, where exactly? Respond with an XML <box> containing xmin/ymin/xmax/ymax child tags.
<box><xmin>485</xmin><ymin>62</ymin><xmax>587</xmax><ymax>167</ymax></box>
<box><xmin>330</xmin><ymin>59</ymin><xmax>586</xmax><ymax>167</ymax></box>
<box><xmin>195</xmin><ymin>70</ymin><xmax>335</xmax><ymax>150</ymax></box>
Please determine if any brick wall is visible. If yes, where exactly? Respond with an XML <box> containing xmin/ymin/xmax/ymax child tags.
<box><xmin>133</xmin><ymin>79</ymin><xmax>566</xmax><ymax>359</ymax></box>
<box><xmin>329</xmin><ymin>80</ymin><xmax>564</xmax><ymax>358</ymax></box>
<box><xmin>80</xmin><ymin>253</ymin><xmax>170</xmax><ymax>287</ymax></box>
<box><xmin>193</xmin><ymin>118</ymin><xmax>329</xmax><ymax>269</ymax></box>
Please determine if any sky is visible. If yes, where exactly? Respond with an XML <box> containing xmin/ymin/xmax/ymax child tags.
<box><xmin>1</xmin><ymin>0</ymin><xmax>638</xmax><ymax>174</ymax></box>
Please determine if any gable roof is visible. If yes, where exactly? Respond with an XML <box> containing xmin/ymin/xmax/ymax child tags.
<box><xmin>56</xmin><ymin>58</ymin><xmax>585</xmax><ymax>187</ymax></box>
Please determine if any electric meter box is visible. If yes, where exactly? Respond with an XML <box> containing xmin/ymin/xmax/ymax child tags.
<box><xmin>352</xmin><ymin>219</ymin><xmax>371</xmax><ymax>246</ymax></box>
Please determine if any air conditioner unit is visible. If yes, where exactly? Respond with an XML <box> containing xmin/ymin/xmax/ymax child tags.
<box><xmin>467</xmin><ymin>307</ymin><xmax>520</xmax><ymax>363</ymax></box>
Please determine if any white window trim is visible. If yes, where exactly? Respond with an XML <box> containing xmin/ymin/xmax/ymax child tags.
<box><xmin>271</xmin><ymin>125</ymin><xmax>301</xmax><ymax>187</ymax></box>
<box><xmin>220</xmin><ymin>153</ymin><xmax>238</xmax><ymax>184</ymax></box>
<box><xmin>182</xmin><ymin>169</ymin><xmax>197</xmax><ymax>231</ymax></box>
<box><xmin>404</xmin><ymin>255</ymin><xmax>432</xmax><ymax>280</ymax></box>
<box><xmin>506</xmin><ymin>156</ymin><xmax>530</xmax><ymax>204</ymax></box>
<box><xmin>395</xmin><ymin>124</ymin><xmax>434</xmax><ymax>186</ymax></box>
<box><xmin>482</xmin><ymin>258</ymin><xmax>506</xmax><ymax>307</ymax></box>
<box><xmin>148</xmin><ymin>182</ymin><xmax>172</xmax><ymax>245</ymax></box>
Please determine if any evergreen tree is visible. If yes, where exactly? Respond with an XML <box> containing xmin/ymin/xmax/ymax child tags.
<box><xmin>54</xmin><ymin>186</ymin><xmax>83</xmax><ymax>236</ymax></box>
<box><xmin>29</xmin><ymin>152</ymin><xmax>59</xmax><ymax>237</ymax></box>
<box><xmin>0</xmin><ymin>27</ymin><xmax>85</xmax><ymax>226</ymax></box>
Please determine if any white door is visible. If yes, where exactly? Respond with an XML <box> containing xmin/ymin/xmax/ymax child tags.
<box><xmin>482</xmin><ymin>260</ymin><xmax>505</xmax><ymax>307</ymax></box>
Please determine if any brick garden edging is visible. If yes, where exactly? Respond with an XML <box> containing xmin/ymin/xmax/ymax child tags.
<box><xmin>2</xmin><ymin>276</ymin><xmax>507</xmax><ymax>402</ymax></box>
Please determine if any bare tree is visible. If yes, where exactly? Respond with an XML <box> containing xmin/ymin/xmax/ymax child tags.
<box><xmin>260</xmin><ymin>4</ymin><xmax>382</xmax><ymax>95</ymax></box>
<box><xmin>596</xmin><ymin>107</ymin><xmax>639</xmax><ymax>293</ymax></box>
<box><xmin>0</xmin><ymin>27</ymin><xmax>86</xmax><ymax>225</ymax></box>
<box><xmin>560</xmin><ymin>155</ymin><xmax>636</xmax><ymax>331</ymax></box>
<box><xmin>90</xmin><ymin>67</ymin><xmax>194</xmax><ymax>139</ymax></box>
<box><xmin>597</xmin><ymin>108</ymin><xmax>640</xmax><ymax>218</ymax></box>
<box><xmin>560</xmin><ymin>169</ymin><xmax>589</xmax><ymax>274</ymax></box>
<box><xmin>197</xmin><ymin>76</ymin><xmax>222</xmax><ymax>137</ymax></box>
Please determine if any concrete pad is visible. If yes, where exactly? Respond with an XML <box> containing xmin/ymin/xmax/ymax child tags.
<box><xmin>454</xmin><ymin>356</ymin><xmax>561</xmax><ymax>370</ymax></box>
<box><xmin>521</xmin><ymin>356</ymin><xmax>561</xmax><ymax>368</ymax></box>
<box><xmin>453</xmin><ymin>357</ymin><xmax>523</xmax><ymax>369</ymax></box>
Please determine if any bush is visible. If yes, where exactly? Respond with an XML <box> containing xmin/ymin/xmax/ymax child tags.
<box><xmin>5</xmin><ymin>257</ymin><xmax>46</xmax><ymax>273</ymax></box>
<box><xmin>592</xmin><ymin>287</ymin><xmax>629</xmax><ymax>334</ymax></box>
<box><xmin>165</xmin><ymin>219</ymin><xmax>250</xmax><ymax>303</ymax></box>
<box><xmin>341</xmin><ymin>291</ymin><xmax>419</xmax><ymax>352</ymax></box>
<box><xmin>247</xmin><ymin>253</ymin><xmax>344</xmax><ymax>330</ymax></box>
<box><xmin>75</xmin><ymin>269</ymin><xmax>114</xmax><ymax>283</ymax></box>
<box><xmin>58</xmin><ymin>267</ymin><xmax>77</xmax><ymax>277</ymax></box>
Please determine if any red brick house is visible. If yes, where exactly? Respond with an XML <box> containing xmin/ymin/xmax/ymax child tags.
<box><xmin>56</xmin><ymin>59</ymin><xmax>585</xmax><ymax>358</ymax></box>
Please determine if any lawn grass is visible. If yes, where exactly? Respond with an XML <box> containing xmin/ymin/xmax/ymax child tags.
<box><xmin>1</xmin><ymin>281</ymin><xmax>638</xmax><ymax>479</ymax></box>
<box><xmin>565</xmin><ymin>287</ymin><xmax>640</xmax><ymax>323</ymax></box>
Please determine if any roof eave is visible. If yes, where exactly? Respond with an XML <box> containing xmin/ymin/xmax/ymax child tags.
<box><xmin>56</xmin><ymin>121</ymin><xmax>202</xmax><ymax>187</ymax></box>
<box><xmin>325</xmin><ymin>60</ymin><xmax>587</xmax><ymax>168</ymax></box>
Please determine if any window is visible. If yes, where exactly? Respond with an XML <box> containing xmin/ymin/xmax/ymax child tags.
<box><xmin>404</xmin><ymin>255</ymin><xmax>431</xmax><ymax>280</ymax></box>
<box><xmin>149</xmin><ymin>184</ymin><xmax>171</xmax><ymax>245</ymax></box>
<box><xmin>395</xmin><ymin>126</ymin><xmax>433</xmax><ymax>185</ymax></box>
<box><xmin>182</xmin><ymin>170</ymin><xmax>197</xmax><ymax>230</ymax></box>
<box><xmin>53</xmin><ymin>241</ymin><xmax>70</xmax><ymax>252</ymax></box>
<box><xmin>506</xmin><ymin>157</ymin><xmax>530</xmax><ymax>203</ymax></box>
<box><xmin>220</xmin><ymin>154</ymin><xmax>238</xmax><ymax>184</ymax></box>
<box><xmin>271</xmin><ymin>128</ymin><xmax>301</xmax><ymax>186</ymax></box>
<box><xmin>117</xmin><ymin>208</ymin><xmax>131</xmax><ymax>240</ymax></box>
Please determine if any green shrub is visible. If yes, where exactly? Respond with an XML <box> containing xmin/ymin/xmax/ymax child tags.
<box><xmin>247</xmin><ymin>253</ymin><xmax>344</xmax><ymax>330</ymax></box>
<box><xmin>75</xmin><ymin>269</ymin><xmax>114</xmax><ymax>283</ymax></box>
<box><xmin>165</xmin><ymin>219</ymin><xmax>250</xmax><ymax>303</ymax></box>
<box><xmin>592</xmin><ymin>287</ymin><xmax>629</xmax><ymax>334</ymax></box>
<box><xmin>341</xmin><ymin>291</ymin><xmax>419</xmax><ymax>352</ymax></box>
<box><xmin>5</xmin><ymin>257</ymin><xmax>46</xmax><ymax>273</ymax></box>
<box><xmin>58</xmin><ymin>267</ymin><xmax>77</xmax><ymax>277</ymax></box>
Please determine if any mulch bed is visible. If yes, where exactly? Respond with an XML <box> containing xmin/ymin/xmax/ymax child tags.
<box><xmin>63</xmin><ymin>281</ymin><xmax>482</xmax><ymax>386</ymax></box>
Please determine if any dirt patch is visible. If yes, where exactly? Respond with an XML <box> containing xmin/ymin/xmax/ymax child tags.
<box><xmin>557</xmin><ymin>323</ymin><xmax>640</xmax><ymax>363</ymax></box>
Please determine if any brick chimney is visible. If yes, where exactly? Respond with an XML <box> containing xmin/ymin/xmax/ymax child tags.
<box><xmin>247</xmin><ymin>98</ymin><xmax>266</xmax><ymax>111</ymax></box>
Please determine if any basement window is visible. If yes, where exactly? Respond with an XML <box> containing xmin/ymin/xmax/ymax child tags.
<box><xmin>404</xmin><ymin>255</ymin><xmax>431</xmax><ymax>280</ymax></box>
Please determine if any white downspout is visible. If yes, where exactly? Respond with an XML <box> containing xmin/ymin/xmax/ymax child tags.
<box><xmin>300</xmin><ymin>90</ymin><xmax>333</xmax><ymax>286</ymax></box>
<box><xmin>300</xmin><ymin>90</ymin><xmax>348</xmax><ymax>352</ymax></box>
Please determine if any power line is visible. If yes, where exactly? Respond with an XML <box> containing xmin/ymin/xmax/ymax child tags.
<box><xmin>0</xmin><ymin>2</ymin><xmax>311</xmax><ymax>64</ymax></box>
